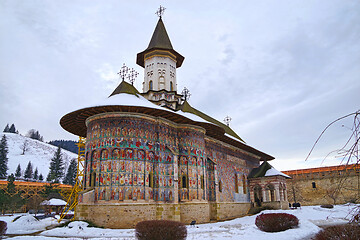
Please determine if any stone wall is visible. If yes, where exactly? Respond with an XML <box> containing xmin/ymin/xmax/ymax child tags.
<box><xmin>75</xmin><ymin>201</ymin><xmax>251</xmax><ymax>228</ymax></box>
<box><xmin>286</xmin><ymin>172</ymin><xmax>360</xmax><ymax>205</ymax></box>
<box><xmin>179</xmin><ymin>202</ymin><xmax>210</xmax><ymax>224</ymax></box>
<box><xmin>213</xmin><ymin>202</ymin><xmax>251</xmax><ymax>220</ymax></box>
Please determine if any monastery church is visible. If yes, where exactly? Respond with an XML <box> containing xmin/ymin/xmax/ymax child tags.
<box><xmin>60</xmin><ymin>9</ymin><xmax>290</xmax><ymax>228</ymax></box>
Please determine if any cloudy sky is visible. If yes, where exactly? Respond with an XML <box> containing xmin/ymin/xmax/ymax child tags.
<box><xmin>1</xmin><ymin>0</ymin><xmax>359</xmax><ymax>171</ymax></box>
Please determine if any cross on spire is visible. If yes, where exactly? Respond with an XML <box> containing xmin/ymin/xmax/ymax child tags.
<box><xmin>181</xmin><ymin>87</ymin><xmax>191</xmax><ymax>101</ymax></box>
<box><xmin>117</xmin><ymin>63</ymin><xmax>129</xmax><ymax>81</ymax></box>
<box><xmin>224</xmin><ymin>116</ymin><xmax>232</xmax><ymax>126</ymax></box>
<box><xmin>156</xmin><ymin>5</ymin><xmax>166</xmax><ymax>18</ymax></box>
<box><xmin>129</xmin><ymin>68</ymin><xmax>139</xmax><ymax>85</ymax></box>
<box><xmin>117</xmin><ymin>63</ymin><xmax>138</xmax><ymax>85</ymax></box>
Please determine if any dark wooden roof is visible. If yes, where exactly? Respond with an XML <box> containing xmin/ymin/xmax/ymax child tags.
<box><xmin>60</xmin><ymin>103</ymin><xmax>274</xmax><ymax>161</ymax></box>
<box><xmin>136</xmin><ymin>18</ymin><xmax>184</xmax><ymax>68</ymax></box>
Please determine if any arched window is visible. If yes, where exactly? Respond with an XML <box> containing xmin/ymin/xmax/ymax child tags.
<box><xmin>242</xmin><ymin>175</ymin><xmax>247</xmax><ymax>194</ymax></box>
<box><xmin>149</xmin><ymin>80</ymin><xmax>153</xmax><ymax>90</ymax></box>
<box><xmin>201</xmin><ymin>175</ymin><xmax>204</xmax><ymax>189</ymax></box>
<box><xmin>182</xmin><ymin>175</ymin><xmax>188</xmax><ymax>188</ymax></box>
<box><xmin>170</xmin><ymin>81</ymin><xmax>173</xmax><ymax>91</ymax></box>
<box><xmin>90</xmin><ymin>172</ymin><xmax>96</xmax><ymax>187</ymax></box>
<box><xmin>235</xmin><ymin>173</ymin><xmax>239</xmax><ymax>193</ymax></box>
<box><xmin>219</xmin><ymin>180</ymin><xmax>222</xmax><ymax>192</ymax></box>
<box><xmin>265</xmin><ymin>184</ymin><xmax>275</xmax><ymax>202</ymax></box>
<box><xmin>149</xmin><ymin>172</ymin><xmax>154</xmax><ymax>188</ymax></box>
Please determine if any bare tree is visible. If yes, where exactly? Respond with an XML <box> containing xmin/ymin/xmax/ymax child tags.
<box><xmin>21</xmin><ymin>140</ymin><xmax>28</xmax><ymax>155</ymax></box>
<box><xmin>306</xmin><ymin>110</ymin><xmax>359</xmax><ymax>221</ymax></box>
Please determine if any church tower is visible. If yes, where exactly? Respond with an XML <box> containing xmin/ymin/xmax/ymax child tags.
<box><xmin>136</xmin><ymin>7</ymin><xmax>184</xmax><ymax>110</ymax></box>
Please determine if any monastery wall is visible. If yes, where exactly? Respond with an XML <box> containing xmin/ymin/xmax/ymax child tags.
<box><xmin>285</xmin><ymin>168</ymin><xmax>359</xmax><ymax>205</ymax></box>
<box><xmin>76</xmin><ymin>202</ymin><xmax>251</xmax><ymax>228</ymax></box>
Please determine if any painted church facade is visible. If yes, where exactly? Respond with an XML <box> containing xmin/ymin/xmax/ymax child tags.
<box><xmin>60</xmin><ymin>12</ymin><xmax>288</xmax><ymax>228</ymax></box>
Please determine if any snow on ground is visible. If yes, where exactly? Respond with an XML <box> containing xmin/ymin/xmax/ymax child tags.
<box><xmin>2</xmin><ymin>133</ymin><xmax>78</xmax><ymax>178</ymax></box>
<box><xmin>1</xmin><ymin>204</ymin><xmax>358</xmax><ymax>240</ymax></box>
<box><xmin>0</xmin><ymin>214</ymin><xmax>62</xmax><ymax>235</ymax></box>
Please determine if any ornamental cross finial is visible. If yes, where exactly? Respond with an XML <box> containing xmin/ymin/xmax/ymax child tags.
<box><xmin>117</xmin><ymin>63</ymin><xmax>129</xmax><ymax>81</ymax></box>
<box><xmin>181</xmin><ymin>87</ymin><xmax>191</xmax><ymax>101</ymax></box>
<box><xmin>117</xmin><ymin>63</ymin><xmax>138</xmax><ymax>85</ymax></box>
<box><xmin>129</xmin><ymin>68</ymin><xmax>139</xmax><ymax>86</ymax></box>
<box><xmin>156</xmin><ymin>5</ymin><xmax>166</xmax><ymax>18</ymax></box>
<box><xmin>224</xmin><ymin>116</ymin><xmax>232</xmax><ymax>126</ymax></box>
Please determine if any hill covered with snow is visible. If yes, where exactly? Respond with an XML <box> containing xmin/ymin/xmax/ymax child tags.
<box><xmin>2</xmin><ymin>132</ymin><xmax>78</xmax><ymax>179</ymax></box>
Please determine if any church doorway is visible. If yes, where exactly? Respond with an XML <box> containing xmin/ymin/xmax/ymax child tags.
<box><xmin>254</xmin><ymin>185</ymin><xmax>262</xmax><ymax>206</ymax></box>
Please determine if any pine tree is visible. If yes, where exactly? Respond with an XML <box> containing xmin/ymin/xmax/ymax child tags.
<box><xmin>47</xmin><ymin>146</ymin><xmax>64</xmax><ymax>183</ymax></box>
<box><xmin>0</xmin><ymin>135</ymin><xmax>9</xmax><ymax>179</ymax></box>
<box><xmin>15</xmin><ymin>164</ymin><xmax>22</xmax><ymax>178</ymax></box>
<box><xmin>24</xmin><ymin>161</ymin><xmax>33</xmax><ymax>180</ymax></box>
<box><xmin>9</xmin><ymin>124</ymin><xmax>16</xmax><ymax>133</ymax></box>
<box><xmin>33</xmin><ymin>167</ymin><xmax>38</xmax><ymax>180</ymax></box>
<box><xmin>3</xmin><ymin>124</ymin><xmax>9</xmax><ymax>133</ymax></box>
<box><xmin>39</xmin><ymin>174</ymin><xmax>44</xmax><ymax>181</ymax></box>
<box><xmin>63</xmin><ymin>158</ymin><xmax>77</xmax><ymax>185</ymax></box>
<box><xmin>6</xmin><ymin>174</ymin><xmax>25</xmax><ymax>212</ymax></box>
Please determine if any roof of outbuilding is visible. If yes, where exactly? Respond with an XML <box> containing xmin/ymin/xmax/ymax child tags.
<box><xmin>248</xmin><ymin>161</ymin><xmax>290</xmax><ymax>178</ymax></box>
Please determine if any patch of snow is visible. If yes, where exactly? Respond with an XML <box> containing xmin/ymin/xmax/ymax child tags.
<box><xmin>4</xmin><ymin>214</ymin><xmax>61</xmax><ymax>235</ymax></box>
<box><xmin>36</xmin><ymin>204</ymin><xmax>359</xmax><ymax>240</ymax></box>
<box><xmin>265</xmin><ymin>167</ymin><xmax>290</xmax><ymax>178</ymax></box>
<box><xmin>40</xmin><ymin>198</ymin><xmax>67</xmax><ymax>206</ymax></box>
<box><xmin>79</xmin><ymin>93</ymin><xmax>213</xmax><ymax>125</ymax></box>
<box><xmin>2</xmin><ymin>133</ymin><xmax>78</xmax><ymax>178</ymax></box>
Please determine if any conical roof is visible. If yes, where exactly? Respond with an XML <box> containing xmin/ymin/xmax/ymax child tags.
<box><xmin>109</xmin><ymin>80</ymin><xmax>140</xmax><ymax>97</ymax></box>
<box><xmin>147</xmin><ymin>18</ymin><xmax>173</xmax><ymax>50</ymax></box>
<box><xmin>136</xmin><ymin>18</ymin><xmax>184</xmax><ymax>68</ymax></box>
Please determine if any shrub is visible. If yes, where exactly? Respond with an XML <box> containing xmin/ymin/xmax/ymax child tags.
<box><xmin>320</xmin><ymin>204</ymin><xmax>334</xmax><ymax>209</ymax></box>
<box><xmin>135</xmin><ymin>220</ymin><xmax>187</xmax><ymax>240</ymax></box>
<box><xmin>255</xmin><ymin>213</ymin><xmax>299</xmax><ymax>232</ymax></box>
<box><xmin>0</xmin><ymin>221</ymin><xmax>7</xmax><ymax>236</ymax></box>
<box><xmin>312</xmin><ymin>224</ymin><xmax>360</xmax><ymax>240</ymax></box>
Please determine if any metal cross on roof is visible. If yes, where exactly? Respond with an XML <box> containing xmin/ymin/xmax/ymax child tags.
<box><xmin>224</xmin><ymin>116</ymin><xmax>232</xmax><ymax>126</ymax></box>
<box><xmin>117</xmin><ymin>63</ymin><xmax>129</xmax><ymax>81</ymax></box>
<box><xmin>181</xmin><ymin>87</ymin><xmax>191</xmax><ymax>101</ymax></box>
<box><xmin>156</xmin><ymin>5</ymin><xmax>166</xmax><ymax>18</ymax></box>
<box><xmin>129</xmin><ymin>68</ymin><xmax>139</xmax><ymax>85</ymax></box>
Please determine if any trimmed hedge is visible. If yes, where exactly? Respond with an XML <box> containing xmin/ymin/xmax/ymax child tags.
<box><xmin>135</xmin><ymin>220</ymin><xmax>187</xmax><ymax>240</ymax></box>
<box><xmin>0</xmin><ymin>221</ymin><xmax>7</xmax><ymax>236</ymax></box>
<box><xmin>255</xmin><ymin>213</ymin><xmax>299</xmax><ymax>232</ymax></box>
<box><xmin>312</xmin><ymin>224</ymin><xmax>360</xmax><ymax>240</ymax></box>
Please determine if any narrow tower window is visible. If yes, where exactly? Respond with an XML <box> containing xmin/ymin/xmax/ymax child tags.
<box><xmin>149</xmin><ymin>80</ymin><xmax>153</xmax><ymax>90</ymax></box>
<box><xmin>312</xmin><ymin>182</ymin><xmax>316</xmax><ymax>188</ymax></box>
<box><xmin>170</xmin><ymin>81</ymin><xmax>173</xmax><ymax>91</ymax></box>
<box><xmin>235</xmin><ymin>173</ymin><xmax>239</xmax><ymax>193</ymax></box>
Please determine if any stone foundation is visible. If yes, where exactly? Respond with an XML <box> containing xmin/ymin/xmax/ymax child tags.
<box><xmin>75</xmin><ymin>202</ymin><xmax>251</xmax><ymax>228</ymax></box>
<box><xmin>261</xmin><ymin>201</ymin><xmax>289</xmax><ymax>210</ymax></box>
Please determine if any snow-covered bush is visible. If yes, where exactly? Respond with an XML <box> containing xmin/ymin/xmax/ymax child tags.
<box><xmin>255</xmin><ymin>213</ymin><xmax>299</xmax><ymax>232</ymax></box>
<box><xmin>135</xmin><ymin>220</ymin><xmax>187</xmax><ymax>240</ymax></box>
<box><xmin>312</xmin><ymin>224</ymin><xmax>360</xmax><ymax>240</ymax></box>
<box><xmin>0</xmin><ymin>220</ymin><xmax>7</xmax><ymax>236</ymax></box>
